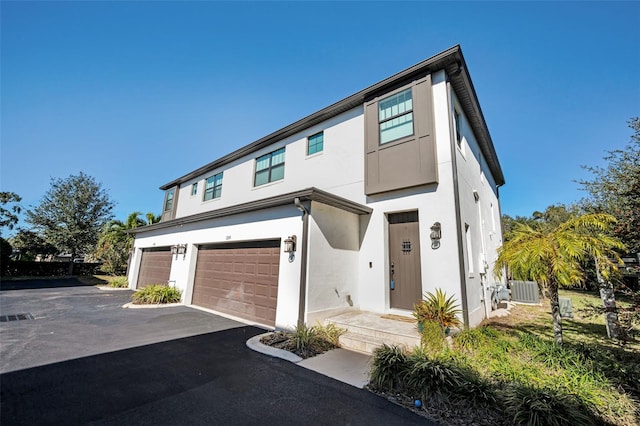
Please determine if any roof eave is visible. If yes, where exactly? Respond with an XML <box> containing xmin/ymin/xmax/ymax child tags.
<box><xmin>127</xmin><ymin>187</ymin><xmax>371</xmax><ymax>235</ymax></box>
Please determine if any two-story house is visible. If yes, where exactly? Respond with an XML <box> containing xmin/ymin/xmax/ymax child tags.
<box><xmin>128</xmin><ymin>45</ymin><xmax>505</xmax><ymax>333</ymax></box>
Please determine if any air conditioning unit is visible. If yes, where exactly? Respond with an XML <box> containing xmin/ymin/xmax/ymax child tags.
<box><xmin>510</xmin><ymin>280</ymin><xmax>540</xmax><ymax>304</ymax></box>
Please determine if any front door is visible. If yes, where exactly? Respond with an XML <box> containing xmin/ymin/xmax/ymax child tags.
<box><xmin>388</xmin><ymin>211</ymin><xmax>423</xmax><ymax>310</ymax></box>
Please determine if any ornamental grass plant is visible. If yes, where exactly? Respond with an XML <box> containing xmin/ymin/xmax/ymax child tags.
<box><xmin>131</xmin><ymin>284</ymin><xmax>182</xmax><ymax>304</ymax></box>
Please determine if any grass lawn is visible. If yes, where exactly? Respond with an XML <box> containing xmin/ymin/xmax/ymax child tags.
<box><xmin>485</xmin><ymin>288</ymin><xmax>639</xmax><ymax>353</ymax></box>
<box><xmin>370</xmin><ymin>288</ymin><xmax>639</xmax><ymax>426</ymax></box>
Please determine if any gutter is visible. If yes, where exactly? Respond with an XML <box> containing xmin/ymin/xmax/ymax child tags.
<box><xmin>446</xmin><ymin>75</ymin><xmax>470</xmax><ymax>328</ymax></box>
<box><xmin>294</xmin><ymin>198</ymin><xmax>310</xmax><ymax>326</ymax></box>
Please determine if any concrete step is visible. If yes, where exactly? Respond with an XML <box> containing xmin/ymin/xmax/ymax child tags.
<box><xmin>327</xmin><ymin>311</ymin><xmax>421</xmax><ymax>354</ymax></box>
<box><xmin>338</xmin><ymin>332</ymin><xmax>384</xmax><ymax>355</ymax></box>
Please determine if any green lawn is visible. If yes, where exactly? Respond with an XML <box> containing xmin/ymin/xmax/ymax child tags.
<box><xmin>370</xmin><ymin>289</ymin><xmax>639</xmax><ymax>425</ymax></box>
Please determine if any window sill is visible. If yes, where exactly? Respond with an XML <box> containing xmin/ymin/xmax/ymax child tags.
<box><xmin>305</xmin><ymin>151</ymin><xmax>324</xmax><ymax>160</ymax></box>
<box><xmin>252</xmin><ymin>178</ymin><xmax>284</xmax><ymax>191</ymax></box>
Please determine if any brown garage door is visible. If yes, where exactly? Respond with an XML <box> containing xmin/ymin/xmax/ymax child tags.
<box><xmin>137</xmin><ymin>247</ymin><xmax>172</xmax><ymax>289</ymax></box>
<box><xmin>193</xmin><ymin>240</ymin><xmax>280</xmax><ymax>326</ymax></box>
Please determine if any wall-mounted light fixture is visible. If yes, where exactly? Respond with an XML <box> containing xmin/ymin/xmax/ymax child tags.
<box><xmin>284</xmin><ymin>235</ymin><xmax>297</xmax><ymax>263</ymax></box>
<box><xmin>284</xmin><ymin>235</ymin><xmax>297</xmax><ymax>253</ymax></box>
<box><xmin>430</xmin><ymin>222</ymin><xmax>442</xmax><ymax>249</ymax></box>
<box><xmin>171</xmin><ymin>244</ymin><xmax>187</xmax><ymax>259</ymax></box>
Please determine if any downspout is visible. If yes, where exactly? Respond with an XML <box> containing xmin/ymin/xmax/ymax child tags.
<box><xmin>294</xmin><ymin>198</ymin><xmax>310</xmax><ymax>326</ymax></box>
<box><xmin>446</xmin><ymin>73</ymin><xmax>470</xmax><ymax>328</ymax></box>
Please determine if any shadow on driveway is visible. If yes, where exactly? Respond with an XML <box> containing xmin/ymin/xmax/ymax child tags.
<box><xmin>0</xmin><ymin>278</ymin><xmax>96</xmax><ymax>291</ymax></box>
<box><xmin>1</xmin><ymin>327</ymin><xmax>430</xmax><ymax>426</ymax></box>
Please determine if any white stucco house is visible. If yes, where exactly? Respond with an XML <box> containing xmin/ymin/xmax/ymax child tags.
<box><xmin>127</xmin><ymin>45</ymin><xmax>505</xmax><ymax>334</ymax></box>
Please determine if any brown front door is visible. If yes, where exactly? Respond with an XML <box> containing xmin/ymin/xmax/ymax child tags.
<box><xmin>137</xmin><ymin>247</ymin><xmax>172</xmax><ymax>289</ymax></box>
<box><xmin>388</xmin><ymin>211</ymin><xmax>422</xmax><ymax>310</ymax></box>
<box><xmin>192</xmin><ymin>240</ymin><xmax>280</xmax><ymax>327</ymax></box>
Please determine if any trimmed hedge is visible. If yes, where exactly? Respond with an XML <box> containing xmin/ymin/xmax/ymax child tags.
<box><xmin>1</xmin><ymin>261</ymin><xmax>102</xmax><ymax>277</ymax></box>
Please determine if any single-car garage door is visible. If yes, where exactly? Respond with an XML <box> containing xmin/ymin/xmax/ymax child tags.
<box><xmin>193</xmin><ymin>240</ymin><xmax>280</xmax><ymax>326</ymax></box>
<box><xmin>137</xmin><ymin>247</ymin><xmax>172</xmax><ymax>289</ymax></box>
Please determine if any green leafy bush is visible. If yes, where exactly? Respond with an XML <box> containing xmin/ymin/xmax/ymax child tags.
<box><xmin>413</xmin><ymin>288</ymin><xmax>462</xmax><ymax>331</ymax></box>
<box><xmin>108</xmin><ymin>276</ymin><xmax>128</xmax><ymax>288</ymax></box>
<box><xmin>418</xmin><ymin>319</ymin><xmax>447</xmax><ymax>354</ymax></box>
<box><xmin>131</xmin><ymin>284</ymin><xmax>181</xmax><ymax>304</ymax></box>
<box><xmin>369</xmin><ymin>344</ymin><xmax>409</xmax><ymax>391</ymax></box>
<box><xmin>502</xmin><ymin>384</ymin><xmax>597</xmax><ymax>426</ymax></box>
<box><xmin>260</xmin><ymin>322</ymin><xmax>345</xmax><ymax>359</ymax></box>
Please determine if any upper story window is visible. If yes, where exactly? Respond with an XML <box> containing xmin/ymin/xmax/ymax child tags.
<box><xmin>164</xmin><ymin>188</ymin><xmax>175</xmax><ymax>211</ymax></box>
<box><xmin>378</xmin><ymin>88</ymin><xmax>414</xmax><ymax>144</ymax></box>
<box><xmin>203</xmin><ymin>172</ymin><xmax>223</xmax><ymax>201</ymax></box>
<box><xmin>307</xmin><ymin>132</ymin><xmax>324</xmax><ymax>156</ymax></box>
<box><xmin>454</xmin><ymin>108</ymin><xmax>462</xmax><ymax>146</ymax></box>
<box><xmin>191</xmin><ymin>182</ymin><xmax>198</xmax><ymax>196</ymax></box>
<box><xmin>254</xmin><ymin>147</ymin><xmax>285</xmax><ymax>186</ymax></box>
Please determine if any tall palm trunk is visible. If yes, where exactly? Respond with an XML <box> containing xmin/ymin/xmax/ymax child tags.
<box><xmin>595</xmin><ymin>257</ymin><xmax>619</xmax><ymax>339</ymax></box>
<box><xmin>548</xmin><ymin>276</ymin><xmax>563</xmax><ymax>345</ymax></box>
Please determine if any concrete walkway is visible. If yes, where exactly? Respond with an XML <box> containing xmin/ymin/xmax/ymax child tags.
<box><xmin>247</xmin><ymin>333</ymin><xmax>372</xmax><ymax>388</ymax></box>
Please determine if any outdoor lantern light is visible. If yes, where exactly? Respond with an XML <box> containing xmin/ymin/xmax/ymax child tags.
<box><xmin>283</xmin><ymin>235</ymin><xmax>297</xmax><ymax>253</ymax></box>
<box><xmin>177</xmin><ymin>244</ymin><xmax>187</xmax><ymax>255</ymax></box>
<box><xmin>171</xmin><ymin>245</ymin><xmax>178</xmax><ymax>255</ymax></box>
<box><xmin>430</xmin><ymin>222</ymin><xmax>442</xmax><ymax>249</ymax></box>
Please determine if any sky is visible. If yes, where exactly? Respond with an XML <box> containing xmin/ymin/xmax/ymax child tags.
<box><xmin>1</xmin><ymin>1</ymin><xmax>639</xmax><ymax>231</ymax></box>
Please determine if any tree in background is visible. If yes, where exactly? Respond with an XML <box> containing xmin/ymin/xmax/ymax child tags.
<box><xmin>0</xmin><ymin>192</ymin><xmax>22</xmax><ymax>233</ymax></box>
<box><xmin>495</xmin><ymin>213</ymin><xmax>624</xmax><ymax>345</ymax></box>
<box><xmin>26</xmin><ymin>172</ymin><xmax>114</xmax><ymax>272</ymax></box>
<box><xmin>9</xmin><ymin>229</ymin><xmax>58</xmax><ymax>261</ymax></box>
<box><xmin>579</xmin><ymin>117</ymin><xmax>640</xmax><ymax>254</ymax></box>
<box><xmin>146</xmin><ymin>212</ymin><xmax>161</xmax><ymax>225</ymax></box>
<box><xmin>94</xmin><ymin>211</ymin><xmax>156</xmax><ymax>275</ymax></box>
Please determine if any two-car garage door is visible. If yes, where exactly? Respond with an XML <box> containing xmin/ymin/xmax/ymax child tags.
<box><xmin>192</xmin><ymin>240</ymin><xmax>281</xmax><ymax>327</ymax></box>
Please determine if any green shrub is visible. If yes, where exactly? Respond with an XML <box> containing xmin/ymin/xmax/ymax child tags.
<box><xmin>314</xmin><ymin>322</ymin><xmax>345</xmax><ymax>347</ymax></box>
<box><xmin>413</xmin><ymin>288</ymin><xmax>462</xmax><ymax>330</ymax></box>
<box><xmin>369</xmin><ymin>344</ymin><xmax>409</xmax><ymax>391</ymax></box>
<box><xmin>108</xmin><ymin>277</ymin><xmax>128</xmax><ymax>288</ymax></box>
<box><xmin>404</xmin><ymin>350</ymin><xmax>463</xmax><ymax>399</ymax></box>
<box><xmin>419</xmin><ymin>319</ymin><xmax>447</xmax><ymax>354</ymax></box>
<box><xmin>269</xmin><ymin>322</ymin><xmax>346</xmax><ymax>359</ymax></box>
<box><xmin>132</xmin><ymin>284</ymin><xmax>181</xmax><ymax>304</ymax></box>
<box><xmin>502</xmin><ymin>384</ymin><xmax>598</xmax><ymax>426</ymax></box>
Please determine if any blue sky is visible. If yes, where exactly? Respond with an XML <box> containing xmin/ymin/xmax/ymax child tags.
<box><xmin>1</xmin><ymin>1</ymin><xmax>639</xmax><ymax>229</ymax></box>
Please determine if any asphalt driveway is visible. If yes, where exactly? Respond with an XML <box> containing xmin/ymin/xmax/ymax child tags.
<box><xmin>0</xmin><ymin>279</ymin><xmax>430</xmax><ymax>425</ymax></box>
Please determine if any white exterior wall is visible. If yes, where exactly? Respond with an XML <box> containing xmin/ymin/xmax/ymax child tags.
<box><xmin>134</xmin><ymin>67</ymin><xmax>503</xmax><ymax>330</ymax></box>
<box><xmin>173</xmin><ymin>107</ymin><xmax>366</xmax><ymax>219</ymax></box>
<box><xmin>355</xmin><ymin>70</ymin><xmax>465</xmax><ymax>320</ymax></box>
<box><xmin>451</xmin><ymin>90</ymin><xmax>503</xmax><ymax>327</ymax></box>
<box><xmin>305</xmin><ymin>202</ymin><xmax>361</xmax><ymax>323</ymax></box>
<box><xmin>128</xmin><ymin>206</ymin><xmax>304</xmax><ymax>329</ymax></box>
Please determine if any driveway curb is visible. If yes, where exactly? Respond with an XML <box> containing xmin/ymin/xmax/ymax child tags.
<box><xmin>122</xmin><ymin>302</ymin><xmax>183</xmax><ymax>309</ymax></box>
<box><xmin>246</xmin><ymin>332</ymin><xmax>303</xmax><ymax>363</ymax></box>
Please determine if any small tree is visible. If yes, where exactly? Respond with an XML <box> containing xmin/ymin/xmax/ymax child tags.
<box><xmin>26</xmin><ymin>172</ymin><xmax>114</xmax><ymax>273</ymax></box>
<box><xmin>579</xmin><ymin>117</ymin><xmax>640</xmax><ymax>254</ymax></box>
<box><xmin>0</xmin><ymin>192</ymin><xmax>22</xmax><ymax>233</ymax></box>
<box><xmin>94</xmin><ymin>212</ymin><xmax>147</xmax><ymax>275</ymax></box>
<box><xmin>494</xmin><ymin>213</ymin><xmax>625</xmax><ymax>345</ymax></box>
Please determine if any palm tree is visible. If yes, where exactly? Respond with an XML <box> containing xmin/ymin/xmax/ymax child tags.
<box><xmin>95</xmin><ymin>212</ymin><xmax>146</xmax><ymax>275</ymax></box>
<box><xmin>494</xmin><ymin>213</ymin><xmax>625</xmax><ymax>345</ymax></box>
<box><xmin>145</xmin><ymin>212</ymin><xmax>161</xmax><ymax>225</ymax></box>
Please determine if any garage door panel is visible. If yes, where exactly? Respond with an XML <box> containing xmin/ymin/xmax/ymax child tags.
<box><xmin>192</xmin><ymin>242</ymin><xmax>280</xmax><ymax>326</ymax></box>
<box><xmin>137</xmin><ymin>248</ymin><xmax>172</xmax><ymax>289</ymax></box>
